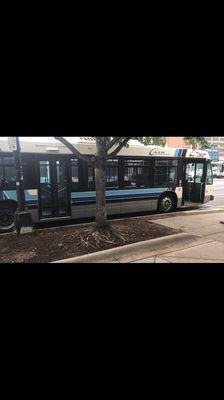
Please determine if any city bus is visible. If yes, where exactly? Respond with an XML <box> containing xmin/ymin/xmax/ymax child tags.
<box><xmin>0</xmin><ymin>137</ymin><xmax>214</xmax><ymax>232</ymax></box>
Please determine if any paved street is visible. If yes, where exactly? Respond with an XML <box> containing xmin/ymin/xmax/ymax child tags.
<box><xmin>213</xmin><ymin>179</ymin><xmax>224</xmax><ymax>207</ymax></box>
<box><xmin>201</xmin><ymin>179</ymin><xmax>224</xmax><ymax>208</ymax></box>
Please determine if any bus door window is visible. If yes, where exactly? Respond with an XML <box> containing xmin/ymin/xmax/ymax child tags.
<box><xmin>71</xmin><ymin>159</ymin><xmax>79</xmax><ymax>191</ymax></box>
<box><xmin>206</xmin><ymin>162</ymin><xmax>213</xmax><ymax>185</ymax></box>
<box><xmin>184</xmin><ymin>163</ymin><xmax>195</xmax><ymax>202</ymax></box>
<box><xmin>56</xmin><ymin>160</ymin><xmax>69</xmax><ymax>217</ymax></box>
<box><xmin>184</xmin><ymin>161</ymin><xmax>206</xmax><ymax>203</ymax></box>
<box><xmin>194</xmin><ymin>163</ymin><xmax>205</xmax><ymax>202</ymax></box>
<box><xmin>39</xmin><ymin>158</ymin><xmax>71</xmax><ymax>219</ymax></box>
<box><xmin>39</xmin><ymin>161</ymin><xmax>53</xmax><ymax>218</ymax></box>
<box><xmin>195</xmin><ymin>163</ymin><xmax>204</xmax><ymax>183</ymax></box>
<box><xmin>40</xmin><ymin>161</ymin><xmax>51</xmax><ymax>184</ymax></box>
<box><xmin>185</xmin><ymin>163</ymin><xmax>195</xmax><ymax>183</ymax></box>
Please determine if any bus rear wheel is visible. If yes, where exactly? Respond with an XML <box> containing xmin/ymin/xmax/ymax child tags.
<box><xmin>0</xmin><ymin>209</ymin><xmax>15</xmax><ymax>233</ymax></box>
<box><xmin>158</xmin><ymin>194</ymin><xmax>176</xmax><ymax>213</ymax></box>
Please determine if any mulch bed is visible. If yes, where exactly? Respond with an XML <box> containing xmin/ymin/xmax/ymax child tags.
<box><xmin>0</xmin><ymin>217</ymin><xmax>180</xmax><ymax>263</ymax></box>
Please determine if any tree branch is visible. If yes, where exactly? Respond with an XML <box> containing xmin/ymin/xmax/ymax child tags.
<box><xmin>106</xmin><ymin>137</ymin><xmax>121</xmax><ymax>152</ymax></box>
<box><xmin>108</xmin><ymin>137</ymin><xmax>132</xmax><ymax>157</ymax></box>
<box><xmin>54</xmin><ymin>137</ymin><xmax>94</xmax><ymax>163</ymax></box>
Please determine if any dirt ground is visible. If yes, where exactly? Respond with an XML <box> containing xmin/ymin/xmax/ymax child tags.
<box><xmin>0</xmin><ymin>217</ymin><xmax>180</xmax><ymax>263</ymax></box>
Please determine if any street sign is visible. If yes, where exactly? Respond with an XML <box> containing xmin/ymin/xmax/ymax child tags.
<box><xmin>8</xmin><ymin>136</ymin><xmax>17</xmax><ymax>151</ymax></box>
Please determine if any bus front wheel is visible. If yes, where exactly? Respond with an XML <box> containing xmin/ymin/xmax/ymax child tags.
<box><xmin>158</xmin><ymin>194</ymin><xmax>176</xmax><ymax>213</ymax></box>
<box><xmin>0</xmin><ymin>209</ymin><xmax>15</xmax><ymax>233</ymax></box>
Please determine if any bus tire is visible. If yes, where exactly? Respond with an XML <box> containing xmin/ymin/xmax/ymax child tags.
<box><xmin>158</xmin><ymin>193</ymin><xmax>177</xmax><ymax>213</ymax></box>
<box><xmin>0</xmin><ymin>203</ymin><xmax>17</xmax><ymax>233</ymax></box>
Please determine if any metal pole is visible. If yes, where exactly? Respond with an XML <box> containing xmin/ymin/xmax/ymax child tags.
<box><xmin>14</xmin><ymin>137</ymin><xmax>25</xmax><ymax>212</ymax></box>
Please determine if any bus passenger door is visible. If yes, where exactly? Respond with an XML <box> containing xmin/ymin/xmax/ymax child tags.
<box><xmin>38</xmin><ymin>157</ymin><xmax>71</xmax><ymax>219</ymax></box>
<box><xmin>183</xmin><ymin>161</ymin><xmax>206</xmax><ymax>204</ymax></box>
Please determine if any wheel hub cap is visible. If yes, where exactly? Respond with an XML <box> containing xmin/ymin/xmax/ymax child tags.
<box><xmin>161</xmin><ymin>197</ymin><xmax>172</xmax><ymax>211</ymax></box>
<box><xmin>0</xmin><ymin>211</ymin><xmax>14</xmax><ymax>228</ymax></box>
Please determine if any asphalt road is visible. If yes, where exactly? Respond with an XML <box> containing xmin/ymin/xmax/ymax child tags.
<box><xmin>201</xmin><ymin>179</ymin><xmax>224</xmax><ymax>208</ymax></box>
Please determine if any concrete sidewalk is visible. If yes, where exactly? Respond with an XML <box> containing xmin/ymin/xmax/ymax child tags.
<box><xmin>53</xmin><ymin>207</ymin><xmax>224</xmax><ymax>264</ymax></box>
<box><xmin>131</xmin><ymin>208</ymin><xmax>224</xmax><ymax>264</ymax></box>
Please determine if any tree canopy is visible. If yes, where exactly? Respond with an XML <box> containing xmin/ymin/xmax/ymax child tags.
<box><xmin>184</xmin><ymin>136</ymin><xmax>210</xmax><ymax>149</ymax></box>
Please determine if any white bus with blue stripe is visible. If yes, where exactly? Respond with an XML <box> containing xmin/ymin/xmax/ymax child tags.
<box><xmin>0</xmin><ymin>137</ymin><xmax>214</xmax><ymax>232</ymax></box>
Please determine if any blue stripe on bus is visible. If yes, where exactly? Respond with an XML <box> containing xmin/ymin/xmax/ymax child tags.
<box><xmin>71</xmin><ymin>188</ymin><xmax>167</xmax><ymax>203</ymax></box>
<box><xmin>2</xmin><ymin>187</ymin><xmax>169</xmax><ymax>206</ymax></box>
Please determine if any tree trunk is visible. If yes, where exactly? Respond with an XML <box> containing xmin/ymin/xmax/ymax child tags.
<box><xmin>95</xmin><ymin>137</ymin><xmax>108</xmax><ymax>229</ymax></box>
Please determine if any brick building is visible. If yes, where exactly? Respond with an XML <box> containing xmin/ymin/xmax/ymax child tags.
<box><xmin>165</xmin><ymin>137</ymin><xmax>189</xmax><ymax>148</ymax></box>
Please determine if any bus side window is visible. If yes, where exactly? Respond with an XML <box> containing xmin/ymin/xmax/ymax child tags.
<box><xmin>88</xmin><ymin>165</ymin><xmax>95</xmax><ymax>190</ymax></box>
<box><xmin>0</xmin><ymin>156</ymin><xmax>17</xmax><ymax>189</ymax></box>
<box><xmin>207</xmin><ymin>162</ymin><xmax>213</xmax><ymax>185</ymax></box>
<box><xmin>169</xmin><ymin>167</ymin><xmax>178</xmax><ymax>184</ymax></box>
<box><xmin>106</xmin><ymin>159</ymin><xmax>119</xmax><ymax>188</ymax></box>
<box><xmin>123</xmin><ymin>160</ymin><xmax>153</xmax><ymax>188</ymax></box>
<box><xmin>0</xmin><ymin>158</ymin><xmax>3</xmax><ymax>186</ymax></box>
<box><xmin>154</xmin><ymin>160</ymin><xmax>178</xmax><ymax>187</ymax></box>
<box><xmin>22</xmin><ymin>155</ymin><xmax>38</xmax><ymax>189</ymax></box>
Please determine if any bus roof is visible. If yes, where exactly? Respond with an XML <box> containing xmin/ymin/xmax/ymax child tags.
<box><xmin>0</xmin><ymin>137</ymin><xmax>211</xmax><ymax>159</ymax></box>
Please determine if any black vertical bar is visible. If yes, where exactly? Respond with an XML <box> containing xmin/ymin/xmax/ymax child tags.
<box><xmin>14</xmin><ymin>137</ymin><xmax>25</xmax><ymax>212</ymax></box>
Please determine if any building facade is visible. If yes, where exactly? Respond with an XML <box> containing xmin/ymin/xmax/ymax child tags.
<box><xmin>165</xmin><ymin>137</ymin><xmax>189</xmax><ymax>148</ymax></box>
<box><xmin>206</xmin><ymin>137</ymin><xmax>224</xmax><ymax>160</ymax></box>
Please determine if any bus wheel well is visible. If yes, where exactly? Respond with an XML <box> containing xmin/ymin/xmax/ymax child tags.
<box><xmin>0</xmin><ymin>200</ymin><xmax>18</xmax><ymax>212</ymax></box>
<box><xmin>0</xmin><ymin>201</ymin><xmax>17</xmax><ymax>232</ymax></box>
<box><xmin>158</xmin><ymin>191</ymin><xmax>178</xmax><ymax>212</ymax></box>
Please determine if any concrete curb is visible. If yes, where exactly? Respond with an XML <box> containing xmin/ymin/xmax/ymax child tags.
<box><xmin>35</xmin><ymin>207</ymin><xmax>224</xmax><ymax>233</ymax></box>
<box><xmin>181</xmin><ymin>207</ymin><xmax>224</xmax><ymax>215</ymax></box>
<box><xmin>52</xmin><ymin>232</ymin><xmax>201</xmax><ymax>264</ymax></box>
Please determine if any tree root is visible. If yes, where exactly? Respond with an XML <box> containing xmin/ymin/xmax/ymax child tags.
<box><xmin>70</xmin><ymin>224</ymin><xmax>130</xmax><ymax>249</ymax></box>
